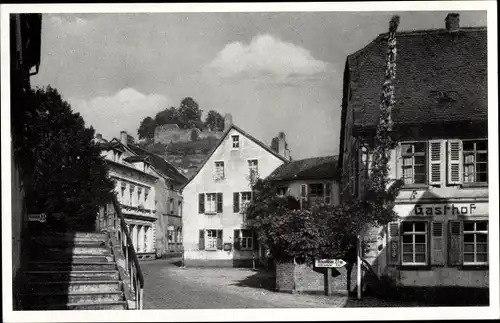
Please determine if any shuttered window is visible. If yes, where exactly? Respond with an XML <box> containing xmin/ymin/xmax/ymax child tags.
<box><xmin>463</xmin><ymin>140</ymin><xmax>488</xmax><ymax>184</ymax></box>
<box><xmin>206</xmin><ymin>193</ymin><xmax>216</xmax><ymax>213</ymax></box>
<box><xmin>447</xmin><ymin>140</ymin><xmax>463</xmax><ymax>184</ymax></box>
<box><xmin>240</xmin><ymin>229</ymin><xmax>253</xmax><ymax>250</ymax></box>
<box><xmin>428</xmin><ymin>140</ymin><xmax>444</xmax><ymax>185</ymax></box>
<box><xmin>387</xmin><ymin>221</ymin><xmax>400</xmax><ymax>266</ymax></box>
<box><xmin>233</xmin><ymin>192</ymin><xmax>240</xmax><ymax>213</ymax></box>
<box><xmin>401</xmin><ymin>221</ymin><xmax>428</xmax><ymax>265</ymax></box>
<box><xmin>431</xmin><ymin>221</ymin><xmax>445</xmax><ymax>265</ymax></box>
<box><xmin>206</xmin><ymin>230</ymin><xmax>218</xmax><ymax>250</ymax></box>
<box><xmin>463</xmin><ymin>221</ymin><xmax>488</xmax><ymax>265</ymax></box>
<box><xmin>448</xmin><ymin>220</ymin><xmax>462</xmax><ymax>266</ymax></box>
<box><xmin>401</xmin><ymin>142</ymin><xmax>427</xmax><ymax>185</ymax></box>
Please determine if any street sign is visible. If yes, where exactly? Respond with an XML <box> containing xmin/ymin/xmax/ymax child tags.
<box><xmin>315</xmin><ymin>258</ymin><xmax>346</xmax><ymax>268</ymax></box>
<box><xmin>28</xmin><ymin>213</ymin><xmax>47</xmax><ymax>223</ymax></box>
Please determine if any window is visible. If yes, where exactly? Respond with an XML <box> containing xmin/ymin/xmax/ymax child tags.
<box><xmin>144</xmin><ymin>189</ymin><xmax>149</xmax><ymax>205</ymax></box>
<box><xmin>277</xmin><ymin>186</ymin><xmax>288</xmax><ymax>197</ymax></box>
<box><xmin>169</xmin><ymin>198</ymin><xmax>174</xmax><ymax>214</ymax></box>
<box><xmin>463</xmin><ymin>221</ymin><xmax>488</xmax><ymax>265</ymax></box>
<box><xmin>178</xmin><ymin>201</ymin><xmax>182</xmax><ymax>217</ymax></box>
<box><xmin>241</xmin><ymin>192</ymin><xmax>252</xmax><ymax>212</ymax></box>
<box><xmin>214</xmin><ymin>161</ymin><xmax>225</xmax><ymax>180</ymax></box>
<box><xmin>307</xmin><ymin>183</ymin><xmax>333</xmax><ymax>206</ymax></box>
<box><xmin>241</xmin><ymin>230</ymin><xmax>253</xmax><ymax>250</ymax></box>
<box><xmin>167</xmin><ymin>229</ymin><xmax>174</xmax><ymax>243</ymax></box>
<box><xmin>120</xmin><ymin>184</ymin><xmax>126</xmax><ymax>202</ymax></box>
<box><xmin>206</xmin><ymin>193</ymin><xmax>217</xmax><ymax>213</ymax></box>
<box><xmin>401</xmin><ymin>142</ymin><xmax>427</xmax><ymax>185</ymax></box>
<box><xmin>309</xmin><ymin>184</ymin><xmax>324</xmax><ymax>196</ymax></box>
<box><xmin>129</xmin><ymin>186</ymin><xmax>134</xmax><ymax>206</ymax></box>
<box><xmin>463</xmin><ymin>140</ymin><xmax>488</xmax><ymax>183</ymax></box>
<box><xmin>232</xmin><ymin>135</ymin><xmax>240</xmax><ymax>149</ymax></box>
<box><xmin>248</xmin><ymin>159</ymin><xmax>259</xmax><ymax>179</ymax></box>
<box><xmin>137</xmin><ymin>188</ymin><xmax>142</xmax><ymax>207</ymax></box>
<box><xmin>144</xmin><ymin>226</ymin><xmax>149</xmax><ymax>252</ymax></box>
<box><xmin>401</xmin><ymin>222</ymin><xmax>428</xmax><ymax>265</ymax></box>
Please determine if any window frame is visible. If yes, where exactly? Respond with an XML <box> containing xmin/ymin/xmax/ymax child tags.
<box><xmin>206</xmin><ymin>229</ymin><xmax>218</xmax><ymax>250</ymax></box>
<box><xmin>214</xmin><ymin>161</ymin><xmax>225</xmax><ymax>181</ymax></box>
<box><xmin>231</xmin><ymin>135</ymin><xmax>240</xmax><ymax>149</ymax></box>
<box><xmin>463</xmin><ymin>220</ymin><xmax>488</xmax><ymax>265</ymax></box>
<box><xmin>401</xmin><ymin>221</ymin><xmax>429</xmax><ymax>266</ymax></box>
<box><xmin>240</xmin><ymin>191</ymin><xmax>253</xmax><ymax>213</ymax></box>
<box><xmin>240</xmin><ymin>229</ymin><xmax>254</xmax><ymax>251</ymax></box>
<box><xmin>462</xmin><ymin>139</ymin><xmax>488</xmax><ymax>184</ymax></box>
<box><xmin>205</xmin><ymin>193</ymin><xmax>217</xmax><ymax>214</ymax></box>
<box><xmin>248</xmin><ymin>159</ymin><xmax>259</xmax><ymax>178</ymax></box>
<box><xmin>400</xmin><ymin>141</ymin><xmax>428</xmax><ymax>186</ymax></box>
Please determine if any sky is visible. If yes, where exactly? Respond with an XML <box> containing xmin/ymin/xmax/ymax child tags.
<box><xmin>31</xmin><ymin>10</ymin><xmax>487</xmax><ymax>160</ymax></box>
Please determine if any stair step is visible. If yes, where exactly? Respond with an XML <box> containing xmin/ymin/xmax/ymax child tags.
<box><xmin>25</xmin><ymin>270</ymin><xmax>120</xmax><ymax>282</ymax></box>
<box><xmin>32</xmin><ymin>232</ymin><xmax>108</xmax><ymax>239</ymax></box>
<box><xmin>22</xmin><ymin>291</ymin><xmax>124</xmax><ymax>305</ymax></box>
<box><xmin>26</xmin><ymin>280</ymin><xmax>122</xmax><ymax>293</ymax></box>
<box><xmin>31</xmin><ymin>246</ymin><xmax>112</xmax><ymax>257</ymax></box>
<box><xmin>29</xmin><ymin>261</ymin><xmax>117</xmax><ymax>271</ymax></box>
<box><xmin>25</xmin><ymin>300</ymin><xmax>127</xmax><ymax>310</ymax></box>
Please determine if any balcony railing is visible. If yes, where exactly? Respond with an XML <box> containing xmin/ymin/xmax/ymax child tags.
<box><xmin>96</xmin><ymin>195</ymin><xmax>144</xmax><ymax>310</ymax></box>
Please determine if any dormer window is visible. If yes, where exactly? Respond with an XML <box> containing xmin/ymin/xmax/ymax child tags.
<box><xmin>232</xmin><ymin>135</ymin><xmax>240</xmax><ymax>149</ymax></box>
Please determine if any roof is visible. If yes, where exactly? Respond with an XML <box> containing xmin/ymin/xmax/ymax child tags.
<box><xmin>123</xmin><ymin>155</ymin><xmax>150</xmax><ymax>163</ymax></box>
<box><xmin>267</xmin><ymin>155</ymin><xmax>339</xmax><ymax>182</ymax></box>
<box><xmin>128</xmin><ymin>144</ymin><xmax>188</xmax><ymax>186</ymax></box>
<box><xmin>180</xmin><ymin>124</ymin><xmax>289</xmax><ymax>190</ymax></box>
<box><xmin>98</xmin><ymin>141</ymin><xmax>124</xmax><ymax>151</ymax></box>
<box><xmin>346</xmin><ymin>27</ymin><xmax>487</xmax><ymax>128</ymax></box>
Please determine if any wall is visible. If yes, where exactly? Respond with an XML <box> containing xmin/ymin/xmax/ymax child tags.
<box><xmin>154</xmin><ymin>126</ymin><xmax>224</xmax><ymax>144</ymax></box>
<box><xmin>183</xmin><ymin>128</ymin><xmax>286</xmax><ymax>265</ymax></box>
<box><xmin>276</xmin><ymin>261</ymin><xmax>357</xmax><ymax>294</ymax></box>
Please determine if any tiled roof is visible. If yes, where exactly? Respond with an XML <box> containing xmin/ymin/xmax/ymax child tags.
<box><xmin>347</xmin><ymin>27</ymin><xmax>487</xmax><ymax>127</ymax></box>
<box><xmin>128</xmin><ymin>144</ymin><xmax>188</xmax><ymax>186</ymax></box>
<box><xmin>123</xmin><ymin>155</ymin><xmax>150</xmax><ymax>163</ymax></box>
<box><xmin>267</xmin><ymin>155</ymin><xmax>339</xmax><ymax>181</ymax></box>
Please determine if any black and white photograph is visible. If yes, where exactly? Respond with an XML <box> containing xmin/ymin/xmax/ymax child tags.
<box><xmin>1</xmin><ymin>1</ymin><xmax>498</xmax><ymax>322</ymax></box>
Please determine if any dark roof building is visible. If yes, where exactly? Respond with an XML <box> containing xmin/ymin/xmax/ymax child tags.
<box><xmin>267</xmin><ymin>155</ymin><xmax>339</xmax><ymax>182</ymax></box>
<box><xmin>339</xmin><ymin>15</ymin><xmax>487</xmax><ymax>167</ymax></box>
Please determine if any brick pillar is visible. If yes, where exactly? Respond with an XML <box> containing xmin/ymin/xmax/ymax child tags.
<box><xmin>276</xmin><ymin>261</ymin><xmax>296</xmax><ymax>292</ymax></box>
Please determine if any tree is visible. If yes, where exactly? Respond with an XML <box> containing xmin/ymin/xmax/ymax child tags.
<box><xmin>137</xmin><ymin>116</ymin><xmax>157</xmax><ymax>140</ymax></box>
<box><xmin>190</xmin><ymin>128</ymin><xmax>200</xmax><ymax>142</ymax></box>
<box><xmin>20</xmin><ymin>86</ymin><xmax>115</xmax><ymax>231</ymax></box>
<box><xmin>155</xmin><ymin>107</ymin><xmax>180</xmax><ymax>126</ymax></box>
<box><xmin>244</xmin><ymin>16</ymin><xmax>404</xmax><ymax>265</ymax></box>
<box><xmin>178</xmin><ymin>97</ymin><xmax>202</xmax><ymax>129</ymax></box>
<box><xmin>127</xmin><ymin>134</ymin><xmax>136</xmax><ymax>145</ymax></box>
<box><xmin>204</xmin><ymin>110</ymin><xmax>225</xmax><ymax>131</ymax></box>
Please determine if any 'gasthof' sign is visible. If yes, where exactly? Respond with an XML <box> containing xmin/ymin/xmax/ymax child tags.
<box><xmin>414</xmin><ymin>203</ymin><xmax>477</xmax><ymax>216</ymax></box>
<box><xmin>315</xmin><ymin>259</ymin><xmax>346</xmax><ymax>268</ymax></box>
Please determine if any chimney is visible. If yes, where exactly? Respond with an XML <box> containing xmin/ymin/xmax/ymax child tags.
<box><xmin>277</xmin><ymin>132</ymin><xmax>291</xmax><ymax>161</ymax></box>
<box><xmin>120</xmin><ymin>131</ymin><xmax>128</xmax><ymax>147</ymax></box>
<box><xmin>445</xmin><ymin>13</ymin><xmax>460</xmax><ymax>32</ymax></box>
<box><xmin>224</xmin><ymin>113</ymin><xmax>233</xmax><ymax>131</ymax></box>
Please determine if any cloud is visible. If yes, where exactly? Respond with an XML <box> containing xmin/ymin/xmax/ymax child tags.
<box><xmin>69</xmin><ymin>88</ymin><xmax>169</xmax><ymax>140</ymax></box>
<box><xmin>205</xmin><ymin>34</ymin><xmax>332</xmax><ymax>83</ymax></box>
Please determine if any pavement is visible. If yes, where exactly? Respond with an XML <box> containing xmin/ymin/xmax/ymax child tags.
<box><xmin>140</xmin><ymin>258</ymin><xmax>349</xmax><ymax>309</ymax></box>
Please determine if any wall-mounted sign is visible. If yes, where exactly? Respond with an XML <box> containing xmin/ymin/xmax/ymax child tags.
<box><xmin>167</xmin><ymin>226</ymin><xmax>174</xmax><ymax>231</ymax></box>
<box><xmin>315</xmin><ymin>259</ymin><xmax>346</xmax><ymax>268</ymax></box>
<box><xmin>414</xmin><ymin>203</ymin><xmax>477</xmax><ymax>216</ymax></box>
<box><xmin>28</xmin><ymin>213</ymin><xmax>47</xmax><ymax>223</ymax></box>
<box><xmin>223</xmin><ymin>243</ymin><xmax>232</xmax><ymax>251</ymax></box>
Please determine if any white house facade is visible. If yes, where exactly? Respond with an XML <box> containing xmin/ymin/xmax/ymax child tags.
<box><xmin>181</xmin><ymin>115</ymin><xmax>289</xmax><ymax>267</ymax></box>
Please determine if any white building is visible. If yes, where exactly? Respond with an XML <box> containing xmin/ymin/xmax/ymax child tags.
<box><xmin>96</xmin><ymin>132</ymin><xmax>160</xmax><ymax>260</ymax></box>
<box><xmin>181</xmin><ymin>114</ymin><xmax>290</xmax><ymax>267</ymax></box>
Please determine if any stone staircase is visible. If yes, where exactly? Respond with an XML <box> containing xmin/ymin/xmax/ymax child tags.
<box><xmin>21</xmin><ymin>232</ymin><xmax>128</xmax><ymax>310</ymax></box>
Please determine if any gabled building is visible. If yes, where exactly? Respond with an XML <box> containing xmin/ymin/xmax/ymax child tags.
<box><xmin>267</xmin><ymin>155</ymin><xmax>340</xmax><ymax>209</ymax></box>
<box><xmin>338</xmin><ymin>13</ymin><xmax>488</xmax><ymax>287</ymax></box>
<box><xmin>181</xmin><ymin>114</ymin><xmax>290</xmax><ymax>267</ymax></box>
<box><xmin>128</xmin><ymin>143</ymin><xmax>188</xmax><ymax>257</ymax></box>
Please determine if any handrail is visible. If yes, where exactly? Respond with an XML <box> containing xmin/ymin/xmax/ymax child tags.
<box><xmin>98</xmin><ymin>194</ymin><xmax>144</xmax><ymax>309</ymax></box>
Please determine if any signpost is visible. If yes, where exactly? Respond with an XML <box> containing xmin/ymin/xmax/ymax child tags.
<box><xmin>28</xmin><ymin>213</ymin><xmax>47</xmax><ymax>223</ymax></box>
<box><xmin>315</xmin><ymin>259</ymin><xmax>346</xmax><ymax>296</ymax></box>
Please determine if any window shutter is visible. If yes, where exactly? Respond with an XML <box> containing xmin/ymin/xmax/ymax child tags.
<box><xmin>387</xmin><ymin>221</ymin><xmax>400</xmax><ymax>266</ymax></box>
<box><xmin>216</xmin><ymin>230</ymin><xmax>223</xmax><ymax>250</ymax></box>
<box><xmin>234</xmin><ymin>229</ymin><xmax>241</xmax><ymax>250</ymax></box>
<box><xmin>447</xmin><ymin>140</ymin><xmax>463</xmax><ymax>185</ymax></box>
<box><xmin>233</xmin><ymin>192</ymin><xmax>240</xmax><ymax>213</ymax></box>
<box><xmin>324</xmin><ymin>183</ymin><xmax>332</xmax><ymax>204</ymax></box>
<box><xmin>431</xmin><ymin>221</ymin><xmax>445</xmax><ymax>265</ymax></box>
<box><xmin>216</xmin><ymin>193</ymin><xmax>223</xmax><ymax>213</ymax></box>
<box><xmin>198</xmin><ymin>194</ymin><xmax>205</xmax><ymax>214</ymax></box>
<box><xmin>300</xmin><ymin>184</ymin><xmax>307</xmax><ymax>197</ymax></box>
<box><xmin>198</xmin><ymin>230</ymin><xmax>205</xmax><ymax>250</ymax></box>
<box><xmin>253</xmin><ymin>231</ymin><xmax>259</xmax><ymax>251</ymax></box>
<box><xmin>448</xmin><ymin>220</ymin><xmax>462</xmax><ymax>266</ymax></box>
<box><xmin>428</xmin><ymin>140</ymin><xmax>444</xmax><ymax>185</ymax></box>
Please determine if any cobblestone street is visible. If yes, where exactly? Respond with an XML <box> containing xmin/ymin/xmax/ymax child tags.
<box><xmin>141</xmin><ymin>259</ymin><xmax>349</xmax><ymax>309</ymax></box>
